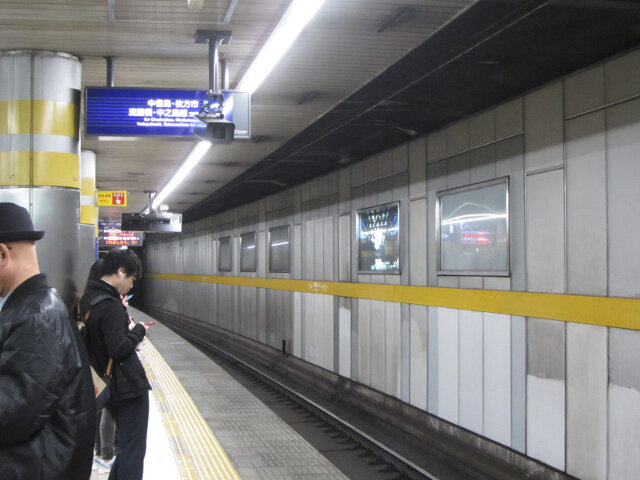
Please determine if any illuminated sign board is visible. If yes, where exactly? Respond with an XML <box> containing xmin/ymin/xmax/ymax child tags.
<box><xmin>357</xmin><ymin>202</ymin><xmax>400</xmax><ymax>273</ymax></box>
<box><xmin>97</xmin><ymin>190</ymin><xmax>127</xmax><ymax>207</ymax></box>
<box><xmin>85</xmin><ymin>87</ymin><xmax>250</xmax><ymax>139</ymax></box>
<box><xmin>98</xmin><ymin>222</ymin><xmax>144</xmax><ymax>247</ymax></box>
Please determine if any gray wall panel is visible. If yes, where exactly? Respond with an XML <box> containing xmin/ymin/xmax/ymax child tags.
<box><xmin>605</xmin><ymin>48</ymin><xmax>640</xmax><ymax>104</ymax></box>
<box><xmin>357</xmin><ymin>299</ymin><xmax>371</xmax><ymax>385</ymax></box>
<box><xmin>446</xmin><ymin>152</ymin><xmax>470</xmax><ymax>189</ymax></box>
<box><xmin>409</xmin><ymin>198</ymin><xmax>427</xmax><ymax>286</ymax></box>
<box><xmin>446</xmin><ymin>119</ymin><xmax>469</xmax><ymax>156</ymax></box>
<box><xmin>426</xmin><ymin>161</ymin><xmax>447</xmax><ymax>286</ymax></box>
<box><xmin>566</xmin><ymin>323</ymin><xmax>607</xmax><ymax>480</ymax></box>
<box><xmin>469</xmin><ymin>143</ymin><xmax>496</xmax><ymax>184</ymax></box>
<box><xmin>564</xmin><ymin>65</ymin><xmax>604</xmax><ymax>118</ymax></box>
<box><xmin>527</xmin><ymin>318</ymin><xmax>565</xmax><ymax>380</ymax></box>
<box><xmin>370</xmin><ymin>300</ymin><xmax>386</xmax><ymax>393</ymax></box>
<box><xmin>377</xmin><ymin>174</ymin><xmax>393</xmax><ymax>206</ymax></box>
<box><xmin>566</xmin><ymin>111</ymin><xmax>607</xmax><ymax>296</ymax></box>
<box><xmin>609</xmin><ymin>328</ymin><xmax>640</xmax><ymax>390</ymax></box>
<box><xmin>469</xmin><ymin>109</ymin><xmax>494</xmax><ymax>148</ymax></box>
<box><xmin>385</xmin><ymin>301</ymin><xmax>401</xmax><ymax>398</ymax></box>
<box><xmin>459</xmin><ymin>310</ymin><xmax>483</xmax><ymax>434</ymax></box>
<box><xmin>408</xmin><ymin>138</ymin><xmax>427</xmax><ymax>199</ymax></box>
<box><xmin>338</xmin><ymin>214</ymin><xmax>350</xmax><ymax>282</ymax></box>
<box><xmin>606</xmin><ymin>98</ymin><xmax>640</xmax><ymax>298</ymax></box>
<box><xmin>339</xmin><ymin>168</ymin><xmax>351</xmax><ymax>214</ymax></box>
<box><xmin>427</xmin><ymin>130</ymin><xmax>446</xmax><ymax>163</ymax></box>
<box><xmin>409</xmin><ymin>304</ymin><xmax>428</xmax><ymax>410</ymax></box>
<box><xmin>525</xmin><ymin>169</ymin><xmax>565</xmax><ymax>293</ymax></box>
<box><xmin>524</xmin><ymin>82</ymin><xmax>564</xmax><ymax>172</ymax></box>
<box><xmin>495</xmin><ymin>98</ymin><xmax>523</xmax><ymax>140</ymax></box>
<box><xmin>511</xmin><ymin>315</ymin><xmax>526</xmax><ymax>453</ymax></box>
<box><xmin>495</xmin><ymin>136</ymin><xmax>525</xmax><ymax>291</ymax></box>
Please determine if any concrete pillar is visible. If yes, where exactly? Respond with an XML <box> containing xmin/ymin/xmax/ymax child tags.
<box><xmin>0</xmin><ymin>50</ymin><xmax>81</xmax><ymax>305</ymax></box>
<box><xmin>79</xmin><ymin>149</ymin><xmax>98</xmax><ymax>287</ymax></box>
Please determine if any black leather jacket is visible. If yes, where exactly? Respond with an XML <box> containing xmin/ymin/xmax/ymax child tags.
<box><xmin>80</xmin><ymin>279</ymin><xmax>150</xmax><ymax>404</ymax></box>
<box><xmin>0</xmin><ymin>274</ymin><xmax>96</xmax><ymax>480</ymax></box>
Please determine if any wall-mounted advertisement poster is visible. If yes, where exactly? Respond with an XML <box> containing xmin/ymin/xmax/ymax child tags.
<box><xmin>218</xmin><ymin>236</ymin><xmax>232</xmax><ymax>272</ymax></box>
<box><xmin>437</xmin><ymin>177</ymin><xmax>509</xmax><ymax>275</ymax></box>
<box><xmin>269</xmin><ymin>225</ymin><xmax>290</xmax><ymax>273</ymax></box>
<box><xmin>240</xmin><ymin>231</ymin><xmax>257</xmax><ymax>272</ymax></box>
<box><xmin>357</xmin><ymin>202</ymin><xmax>400</xmax><ymax>273</ymax></box>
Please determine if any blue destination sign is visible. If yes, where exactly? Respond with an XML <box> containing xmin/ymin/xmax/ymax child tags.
<box><xmin>85</xmin><ymin>87</ymin><xmax>250</xmax><ymax>139</ymax></box>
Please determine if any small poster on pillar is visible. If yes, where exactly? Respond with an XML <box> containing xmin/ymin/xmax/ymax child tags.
<box><xmin>97</xmin><ymin>190</ymin><xmax>128</xmax><ymax>207</ymax></box>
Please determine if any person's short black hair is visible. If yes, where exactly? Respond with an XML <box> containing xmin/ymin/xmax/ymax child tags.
<box><xmin>100</xmin><ymin>247</ymin><xmax>142</xmax><ymax>278</ymax></box>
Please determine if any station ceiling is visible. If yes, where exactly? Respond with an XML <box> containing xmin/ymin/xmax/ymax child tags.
<box><xmin>2</xmin><ymin>0</ymin><xmax>640</xmax><ymax>223</ymax></box>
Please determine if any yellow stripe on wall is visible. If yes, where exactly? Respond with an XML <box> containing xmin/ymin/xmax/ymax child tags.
<box><xmin>0</xmin><ymin>99</ymin><xmax>30</xmax><ymax>135</ymax></box>
<box><xmin>0</xmin><ymin>150</ymin><xmax>30</xmax><ymax>185</ymax></box>
<box><xmin>33</xmin><ymin>151</ymin><xmax>79</xmax><ymax>187</ymax></box>
<box><xmin>0</xmin><ymin>99</ymin><xmax>76</xmax><ymax>136</ymax></box>
<box><xmin>146</xmin><ymin>273</ymin><xmax>640</xmax><ymax>331</ymax></box>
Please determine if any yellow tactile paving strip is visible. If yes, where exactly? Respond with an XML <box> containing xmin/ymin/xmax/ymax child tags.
<box><xmin>139</xmin><ymin>341</ymin><xmax>242</xmax><ymax>480</ymax></box>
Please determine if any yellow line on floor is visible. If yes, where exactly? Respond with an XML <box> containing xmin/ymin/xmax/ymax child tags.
<box><xmin>140</xmin><ymin>341</ymin><xmax>242</xmax><ymax>480</ymax></box>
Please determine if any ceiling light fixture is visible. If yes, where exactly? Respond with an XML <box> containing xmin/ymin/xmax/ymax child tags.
<box><xmin>223</xmin><ymin>0</ymin><xmax>239</xmax><ymax>24</ymax></box>
<box><xmin>151</xmin><ymin>140</ymin><xmax>212</xmax><ymax>210</ymax></box>
<box><xmin>237</xmin><ymin>0</ymin><xmax>326</xmax><ymax>94</ymax></box>
<box><xmin>151</xmin><ymin>0</ymin><xmax>326</xmax><ymax>211</ymax></box>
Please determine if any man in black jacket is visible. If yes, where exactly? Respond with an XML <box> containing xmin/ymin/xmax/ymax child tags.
<box><xmin>0</xmin><ymin>202</ymin><xmax>96</xmax><ymax>480</ymax></box>
<box><xmin>80</xmin><ymin>247</ymin><xmax>150</xmax><ymax>480</ymax></box>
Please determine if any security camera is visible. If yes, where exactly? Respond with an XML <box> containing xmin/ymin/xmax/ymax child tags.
<box><xmin>193</xmin><ymin>91</ymin><xmax>235</xmax><ymax>144</ymax></box>
<box><xmin>193</xmin><ymin>116</ymin><xmax>235</xmax><ymax>145</ymax></box>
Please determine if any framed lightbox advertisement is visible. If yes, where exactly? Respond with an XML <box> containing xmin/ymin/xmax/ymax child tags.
<box><xmin>357</xmin><ymin>202</ymin><xmax>400</xmax><ymax>274</ymax></box>
<box><xmin>218</xmin><ymin>236</ymin><xmax>232</xmax><ymax>272</ymax></box>
<box><xmin>437</xmin><ymin>177</ymin><xmax>509</xmax><ymax>276</ymax></box>
<box><xmin>240</xmin><ymin>231</ymin><xmax>257</xmax><ymax>272</ymax></box>
<box><xmin>269</xmin><ymin>225</ymin><xmax>290</xmax><ymax>273</ymax></box>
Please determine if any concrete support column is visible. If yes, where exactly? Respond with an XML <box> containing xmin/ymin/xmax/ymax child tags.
<box><xmin>0</xmin><ymin>50</ymin><xmax>81</xmax><ymax>304</ymax></box>
<box><xmin>79</xmin><ymin>149</ymin><xmax>98</xmax><ymax>285</ymax></box>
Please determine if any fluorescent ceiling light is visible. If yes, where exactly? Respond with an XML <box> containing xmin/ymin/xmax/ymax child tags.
<box><xmin>236</xmin><ymin>0</ymin><xmax>326</xmax><ymax>94</ymax></box>
<box><xmin>152</xmin><ymin>140</ymin><xmax>211</xmax><ymax>210</ymax></box>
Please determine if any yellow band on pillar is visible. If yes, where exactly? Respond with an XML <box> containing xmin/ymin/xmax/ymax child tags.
<box><xmin>80</xmin><ymin>177</ymin><xmax>96</xmax><ymax>196</ymax></box>
<box><xmin>0</xmin><ymin>99</ymin><xmax>76</xmax><ymax>137</ymax></box>
<box><xmin>0</xmin><ymin>151</ymin><xmax>79</xmax><ymax>187</ymax></box>
<box><xmin>33</xmin><ymin>100</ymin><xmax>77</xmax><ymax>137</ymax></box>
<box><xmin>80</xmin><ymin>204</ymin><xmax>97</xmax><ymax>225</ymax></box>
<box><xmin>33</xmin><ymin>151</ymin><xmax>79</xmax><ymax>187</ymax></box>
<box><xmin>0</xmin><ymin>100</ymin><xmax>31</xmax><ymax>135</ymax></box>
<box><xmin>0</xmin><ymin>150</ymin><xmax>30</xmax><ymax>185</ymax></box>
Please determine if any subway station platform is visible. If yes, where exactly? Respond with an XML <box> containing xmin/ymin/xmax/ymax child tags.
<box><xmin>92</xmin><ymin>307</ymin><xmax>348</xmax><ymax>480</ymax></box>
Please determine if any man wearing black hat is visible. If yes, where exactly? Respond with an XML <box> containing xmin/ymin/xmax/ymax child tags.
<box><xmin>0</xmin><ymin>202</ymin><xmax>96</xmax><ymax>480</ymax></box>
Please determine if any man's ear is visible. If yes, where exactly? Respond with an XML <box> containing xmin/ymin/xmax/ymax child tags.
<box><xmin>0</xmin><ymin>244</ymin><xmax>9</xmax><ymax>265</ymax></box>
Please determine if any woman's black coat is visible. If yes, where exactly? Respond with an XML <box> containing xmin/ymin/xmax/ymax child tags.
<box><xmin>80</xmin><ymin>279</ymin><xmax>150</xmax><ymax>404</ymax></box>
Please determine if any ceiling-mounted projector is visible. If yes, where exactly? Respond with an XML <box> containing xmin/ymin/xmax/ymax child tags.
<box><xmin>121</xmin><ymin>212</ymin><xmax>182</xmax><ymax>233</ymax></box>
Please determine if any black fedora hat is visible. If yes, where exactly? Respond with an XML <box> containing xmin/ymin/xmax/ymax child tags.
<box><xmin>0</xmin><ymin>203</ymin><xmax>45</xmax><ymax>243</ymax></box>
